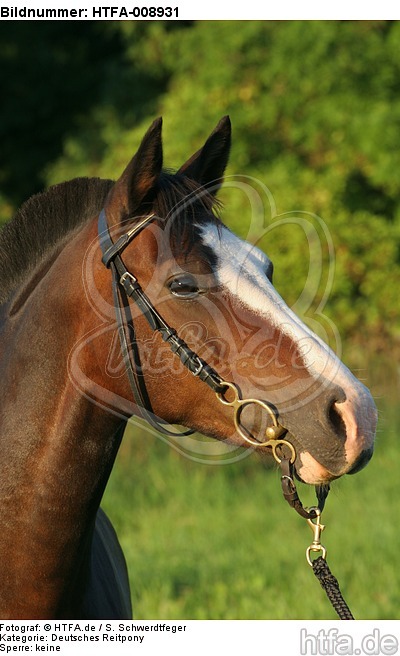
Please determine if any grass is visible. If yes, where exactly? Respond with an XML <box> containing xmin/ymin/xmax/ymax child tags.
<box><xmin>102</xmin><ymin>397</ymin><xmax>399</xmax><ymax>620</ymax></box>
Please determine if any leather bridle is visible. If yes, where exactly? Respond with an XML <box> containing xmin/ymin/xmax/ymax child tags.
<box><xmin>97</xmin><ymin>208</ymin><xmax>357</xmax><ymax>618</ymax></box>
<box><xmin>98</xmin><ymin>208</ymin><xmax>328</xmax><ymax>518</ymax></box>
<box><xmin>98</xmin><ymin>209</ymin><xmax>227</xmax><ymax>436</ymax></box>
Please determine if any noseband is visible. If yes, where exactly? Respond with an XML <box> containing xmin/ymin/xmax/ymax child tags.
<box><xmin>98</xmin><ymin>209</ymin><xmax>326</xmax><ymax>519</ymax></box>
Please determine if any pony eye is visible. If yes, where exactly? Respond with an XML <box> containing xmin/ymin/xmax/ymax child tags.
<box><xmin>168</xmin><ymin>274</ymin><xmax>200</xmax><ymax>299</ymax></box>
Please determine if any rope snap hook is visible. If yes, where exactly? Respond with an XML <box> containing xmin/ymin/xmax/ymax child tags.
<box><xmin>306</xmin><ymin>507</ymin><xmax>327</xmax><ymax>566</ymax></box>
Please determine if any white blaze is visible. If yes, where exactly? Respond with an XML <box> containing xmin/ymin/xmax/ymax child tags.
<box><xmin>199</xmin><ymin>223</ymin><xmax>342</xmax><ymax>380</ymax></box>
<box><xmin>199</xmin><ymin>223</ymin><xmax>377</xmax><ymax>482</ymax></box>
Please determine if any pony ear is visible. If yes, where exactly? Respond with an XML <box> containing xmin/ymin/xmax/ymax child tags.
<box><xmin>105</xmin><ymin>117</ymin><xmax>163</xmax><ymax>226</ymax></box>
<box><xmin>178</xmin><ymin>116</ymin><xmax>231</xmax><ymax>193</ymax></box>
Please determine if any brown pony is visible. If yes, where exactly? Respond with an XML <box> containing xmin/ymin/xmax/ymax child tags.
<box><xmin>0</xmin><ymin>117</ymin><xmax>377</xmax><ymax>618</ymax></box>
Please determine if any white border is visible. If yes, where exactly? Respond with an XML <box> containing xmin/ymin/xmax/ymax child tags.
<box><xmin>0</xmin><ymin>0</ymin><xmax>399</xmax><ymax>21</ymax></box>
<box><xmin>0</xmin><ymin>620</ymin><xmax>399</xmax><ymax>655</ymax></box>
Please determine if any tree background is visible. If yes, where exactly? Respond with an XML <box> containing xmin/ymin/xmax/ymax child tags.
<box><xmin>1</xmin><ymin>20</ymin><xmax>399</xmax><ymax>378</ymax></box>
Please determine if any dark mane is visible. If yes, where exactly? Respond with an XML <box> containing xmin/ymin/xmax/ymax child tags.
<box><xmin>0</xmin><ymin>177</ymin><xmax>113</xmax><ymax>304</ymax></box>
<box><xmin>0</xmin><ymin>172</ymin><xmax>221</xmax><ymax>305</ymax></box>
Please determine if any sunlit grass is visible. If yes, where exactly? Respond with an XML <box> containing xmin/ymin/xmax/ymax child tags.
<box><xmin>102</xmin><ymin>398</ymin><xmax>398</xmax><ymax>620</ymax></box>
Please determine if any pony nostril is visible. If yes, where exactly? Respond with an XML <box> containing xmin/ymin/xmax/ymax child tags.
<box><xmin>347</xmin><ymin>447</ymin><xmax>374</xmax><ymax>474</ymax></box>
<box><xmin>328</xmin><ymin>401</ymin><xmax>347</xmax><ymax>442</ymax></box>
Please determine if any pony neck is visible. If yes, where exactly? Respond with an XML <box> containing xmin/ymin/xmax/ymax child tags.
<box><xmin>0</xmin><ymin>219</ymin><xmax>126</xmax><ymax>618</ymax></box>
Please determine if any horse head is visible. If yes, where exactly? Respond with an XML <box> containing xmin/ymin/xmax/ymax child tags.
<box><xmin>95</xmin><ymin>117</ymin><xmax>377</xmax><ymax>486</ymax></box>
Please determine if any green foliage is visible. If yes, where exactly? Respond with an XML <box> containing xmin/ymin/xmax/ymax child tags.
<box><xmin>0</xmin><ymin>23</ymin><xmax>124</xmax><ymax>204</ymax></box>
<box><xmin>1</xmin><ymin>21</ymin><xmax>399</xmax><ymax>355</ymax></box>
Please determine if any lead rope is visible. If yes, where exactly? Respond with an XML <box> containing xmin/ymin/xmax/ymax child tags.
<box><xmin>215</xmin><ymin>384</ymin><xmax>355</xmax><ymax>620</ymax></box>
<box><xmin>281</xmin><ymin>452</ymin><xmax>354</xmax><ymax>620</ymax></box>
<box><xmin>279</xmin><ymin>453</ymin><xmax>355</xmax><ymax>620</ymax></box>
<box><xmin>311</xmin><ymin>557</ymin><xmax>354</xmax><ymax>620</ymax></box>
